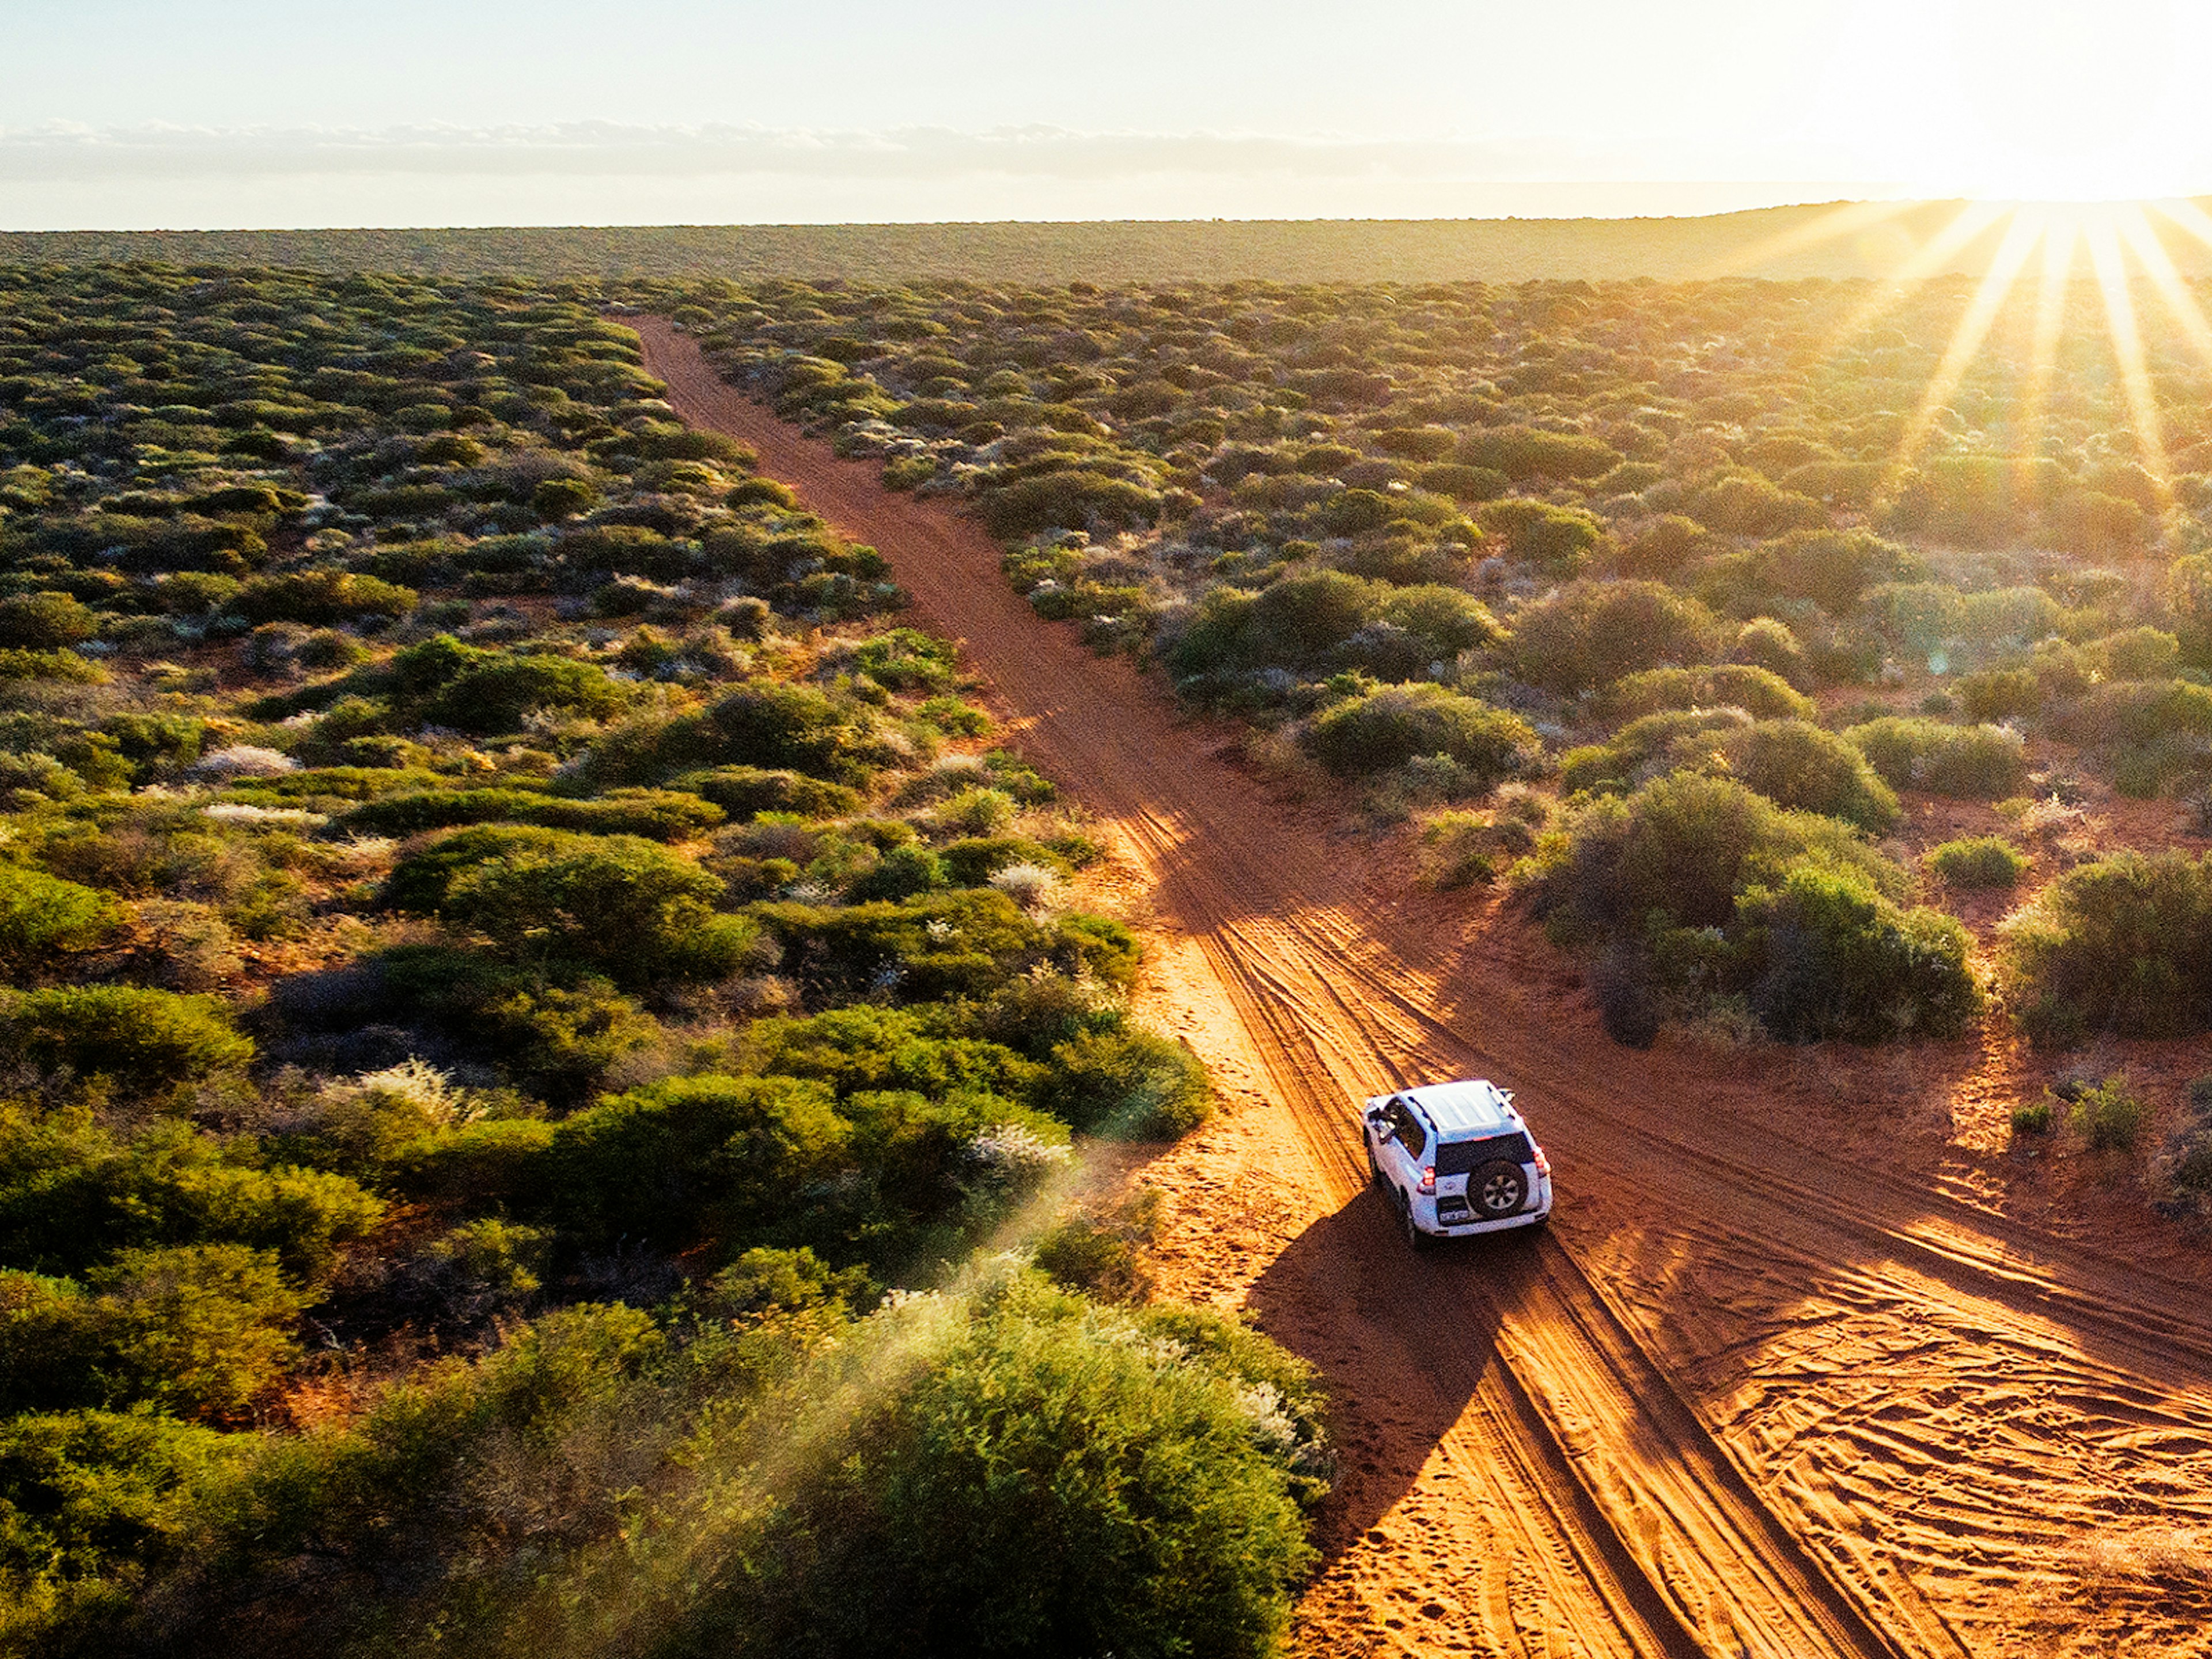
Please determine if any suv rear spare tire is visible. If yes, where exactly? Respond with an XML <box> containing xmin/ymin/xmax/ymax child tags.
<box><xmin>1473</xmin><ymin>1160</ymin><xmax>1527</xmax><ymax>1217</ymax></box>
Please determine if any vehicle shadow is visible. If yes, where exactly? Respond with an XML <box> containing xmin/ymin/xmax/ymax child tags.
<box><xmin>1244</xmin><ymin>1182</ymin><xmax>1545</xmax><ymax>1563</ymax></box>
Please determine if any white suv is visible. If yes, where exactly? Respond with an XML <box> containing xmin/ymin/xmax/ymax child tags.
<box><xmin>1362</xmin><ymin>1078</ymin><xmax>1552</xmax><ymax>1248</ymax></box>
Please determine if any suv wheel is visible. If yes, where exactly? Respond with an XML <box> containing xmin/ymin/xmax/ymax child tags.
<box><xmin>1473</xmin><ymin>1160</ymin><xmax>1528</xmax><ymax>1217</ymax></box>
<box><xmin>1400</xmin><ymin>1191</ymin><xmax>1431</xmax><ymax>1252</ymax></box>
<box><xmin>1366</xmin><ymin>1138</ymin><xmax>1384</xmax><ymax>1188</ymax></box>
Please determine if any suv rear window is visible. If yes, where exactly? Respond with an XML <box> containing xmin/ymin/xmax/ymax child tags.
<box><xmin>1435</xmin><ymin>1132</ymin><xmax>1533</xmax><ymax>1177</ymax></box>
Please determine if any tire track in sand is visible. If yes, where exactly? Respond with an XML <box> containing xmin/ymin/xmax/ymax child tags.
<box><xmin>635</xmin><ymin>319</ymin><xmax>2212</xmax><ymax>1658</ymax></box>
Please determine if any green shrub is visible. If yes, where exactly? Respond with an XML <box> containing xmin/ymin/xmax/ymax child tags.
<box><xmin>343</xmin><ymin>787</ymin><xmax>723</xmax><ymax>842</ymax></box>
<box><xmin>2</xmin><ymin>1245</ymin><xmax>310</xmax><ymax>1419</ymax></box>
<box><xmin>851</xmin><ymin>627</ymin><xmax>960</xmax><ymax>691</ymax></box>
<box><xmin>1688</xmin><ymin>472</ymin><xmax>1826</xmax><ymax>537</ymax></box>
<box><xmin>234</xmin><ymin>570</ymin><xmax>416</xmax><ymax>626</ymax></box>
<box><xmin>2070</xmin><ymin>1076</ymin><xmax>2147</xmax><ymax>1152</ymax></box>
<box><xmin>0</xmin><ymin>592</ymin><xmax>98</xmax><ymax>650</ymax></box>
<box><xmin>1457</xmin><ymin>425</ymin><xmax>1620</xmax><ymax>481</ymax></box>
<box><xmin>0</xmin><ymin>865</ymin><xmax>122</xmax><ymax>979</ymax></box>
<box><xmin>1473</xmin><ymin>498</ymin><xmax>1604</xmax><ymax>575</ymax></box>
<box><xmin>419</xmin><ymin>652</ymin><xmax>627</xmax><ymax>734</ymax></box>
<box><xmin>1527</xmin><ymin>771</ymin><xmax>1900</xmax><ymax>934</ymax></box>
<box><xmin>0</xmin><ymin>1407</ymin><xmax>245</xmax><ymax>1632</ymax></box>
<box><xmin>1752</xmin><ymin>528</ymin><xmax>1918</xmax><ymax>612</ymax></box>
<box><xmin>544</xmin><ymin>1074</ymin><xmax>854</xmax><ymax>1249</ymax></box>
<box><xmin>1413</xmin><ymin>461</ymin><xmax>1510</xmax><ymax>502</ymax></box>
<box><xmin>1737</xmin><ymin>865</ymin><xmax>1980</xmax><ymax>1041</ymax></box>
<box><xmin>1509</xmin><ymin>580</ymin><xmax>1719</xmax><ymax>694</ymax></box>
<box><xmin>1703</xmin><ymin>719</ymin><xmax>1901</xmax><ymax>832</ymax></box>
<box><xmin>979</xmin><ymin>470</ymin><xmax>1161</xmax><ymax>537</ymax></box>
<box><xmin>1844</xmin><ymin>717</ymin><xmax>2028</xmax><ymax>798</ymax></box>
<box><xmin>1620</xmin><ymin>514</ymin><xmax>1711</xmax><ymax>579</ymax></box>
<box><xmin>1927</xmin><ymin>836</ymin><xmax>2027</xmax><ymax>888</ymax></box>
<box><xmin>1305</xmin><ymin>685</ymin><xmax>1541</xmax><ymax>781</ymax></box>
<box><xmin>2002</xmin><ymin>851</ymin><xmax>2212</xmax><ymax>1040</ymax></box>
<box><xmin>2093</xmin><ymin>626</ymin><xmax>2181</xmax><ymax>681</ymax></box>
<box><xmin>0</xmin><ymin>1108</ymin><xmax>385</xmax><ymax>1279</ymax></box>
<box><xmin>1246</xmin><ymin>570</ymin><xmax>1380</xmax><ymax>665</ymax></box>
<box><xmin>384</xmin><ymin>827</ymin><xmax>755</xmax><ymax>986</ymax></box>
<box><xmin>1957</xmin><ymin>667</ymin><xmax>2041</xmax><ymax>721</ymax></box>
<box><xmin>668</xmin><ymin>766</ymin><xmax>862</xmax><ymax>819</ymax></box>
<box><xmin>737</xmin><ymin>1272</ymin><xmax>1319</xmax><ymax>1659</ymax></box>
<box><xmin>1044</xmin><ymin>1028</ymin><xmax>1212</xmax><ymax>1139</ymax></box>
<box><xmin>531</xmin><ymin>476</ymin><xmax>599</xmax><ymax>520</ymax></box>
<box><xmin>84</xmin><ymin>1245</ymin><xmax>312</xmax><ymax>1418</ymax></box>
<box><xmin>0</xmin><ymin>986</ymin><xmax>253</xmax><ymax>1086</ymax></box>
<box><xmin>752</xmin><ymin>890</ymin><xmax>1136</xmax><ymax>1006</ymax></box>
<box><xmin>1601</xmin><ymin>663</ymin><xmax>1815</xmax><ymax>722</ymax></box>
<box><xmin>1375</xmin><ymin>585</ymin><xmax>1501</xmax><ymax>657</ymax></box>
<box><xmin>1560</xmin><ymin>708</ymin><xmax>1750</xmax><ymax>797</ymax></box>
<box><xmin>2011</xmin><ymin>1098</ymin><xmax>2054</xmax><ymax>1136</ymax></box>
<box><xmin>1728</xmin><ymin>617</ymin><xmax>1808</xmax><ymax>688</ymax></box>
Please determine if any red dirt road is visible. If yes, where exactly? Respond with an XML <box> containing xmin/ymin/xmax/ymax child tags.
<box><xmin>638</xmin><ymin>319</ymin><xmax>2212</xmax><ymax>1659</ymax></box>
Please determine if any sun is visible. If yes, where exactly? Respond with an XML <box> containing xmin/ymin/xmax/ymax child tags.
<box><xmin>1933</xmin><ymin>0</ymin><xmax>2194</xmax><ymax>203</ymax></box>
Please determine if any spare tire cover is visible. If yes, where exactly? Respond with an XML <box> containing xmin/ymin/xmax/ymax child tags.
<box><xmin>1473</xmin><ymin>1159</ymin><xmax>1527</xmax><ymax>1215</ymax></box>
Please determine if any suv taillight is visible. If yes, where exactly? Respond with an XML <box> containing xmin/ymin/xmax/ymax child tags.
<box><xmin>1418</xmin><ymin>1166</ymin><xmax>1435</xmax><ymax>1195</ymax></box>
<box><xmin>1532</xmin><ymin>1145</ymin><xmax>1551</xmax><ymax>1177</ymax></box>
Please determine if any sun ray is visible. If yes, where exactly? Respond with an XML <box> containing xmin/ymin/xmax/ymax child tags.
<box><xmin>2084</xmin><ymin>211</ymin><xmax>2172</xmax><ymax>495</ymax></box>
<box><xmin>1692</xmin><ymin>197</ymin><xmax>1924</xmax><ymax>282</ymax></box>
<box><xmin>1884</xmin><ymin>210</ymin><xmax>2046</xmax><ymax>493</ymax></box>
<box><xmin>2117</xmin><ymin>204</ymin><xmax>2212</xmax><ymax>370</ymax></box>
<box><xmin>1820</xmin><ymin>200</ymin><xmax>2014</xmax><ymax>354</ymax></box>
<box><xmin>2149</xmin><ymin>196</ymin><xmax>2212</xmax><ymax>263</ymax></box>
<box><xmin>2013</xmin><ymin>215</ymin><xmax>2077</xmax><ymax>494</ymax></box>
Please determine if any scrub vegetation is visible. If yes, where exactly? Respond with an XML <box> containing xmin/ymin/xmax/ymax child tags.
<box><xmin>673</xmin><ymin>269</ymin><xmax>2212</xmax><ymax>1051</ymax></box>
<box><xmin>0</xmin><ymin>264</ymin><xmax>1321</xmax><ymax>1658</ymax></box>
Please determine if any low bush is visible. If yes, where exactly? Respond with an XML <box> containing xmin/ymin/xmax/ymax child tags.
<box><xmin>2071</xmin><ymin>1076</ymin><xmax>2147</xmax><ymax>1152</ymax></box>
<box><xmin>2002</xmin><ymin>851</ymin><xmax>2212</xmax><ymax>1040</ymax></box>
<box><xmin>2</xmin><ymin>1245</ymin><xmax>311</xmax><ymax>1419</ymax></box>
<box><xmin>1703</xmin><ymin>719</ymin><xmax>1901</xmax><ymax>833</ymax></box>
<box><xmin>0</xmin><ymin>986</ymin><xmax>253</xmax><ymax>1087</ymax></box>
<box><xmin>1957</xmin><ymin>667</ymin><xmax>2041</xmax><ymax>721</ymax></box>
<box><xmin>1927</xmin><ymin>836</ymin><xmax>2027</xmax><ymax>888</ymax></box>
<box><xmin>1304</xmin><ymin>685</ymin><xmax>1541</xmax><ymax>782</ymax></box>
<box><xmin>1600</xmin><ymin>663</ymin><xmax>1815</xmax><ymax>722</ymax></box>
<box><xmin>384</xmin><ymin>827</ymin><xmax>756</xmax><ymax>986</ymax></box>
<box><xmin>1560</xmin><ymin>708</ymin><xmax>1750</xmax><ymax>797</ymax></box>
<box><xmin>1472</xmin><ymin>499</ymin><xmax>1604</xmax><ymax>576</ymax></box>
<box><xmin>234</xmin><ymin>570</ymin><xmax>416</xmax><ymax>627</ymax></box>
<box><xmin>1520</xmin><ymin>772</ymin><xmax>1952</xmax><ymax>1041</ymax></box>
<box><xmin>0</xmin><ymin>592</ymin><xmax>99</xmax><ymax>651</ymax></box>
<box><xmin>668</xmin><ymin>765</ymin><xmax>862</xmax><ymax>820</ymax></box>
<box><xmin>1509</xmin><ymin>580</ymin><xmax>1720</xmax><ymax>694</ymax></box>
<box><xmin>2011</xmin><ymin>1098</ymin><xmax>2054</xmax><ymax>1136</ymax></box>
<box><xmin>1045</xmin><ymin>1028</ymin><xmax>1212</xmax><ymax>1139</ymax></box>
<box><xmin>0</xmin><ymin>864</ymin><xmax>122</xmax><ymax>979</ymax></box>
<box><xmin>0</xmin><ymin>1108</ymin><xmax>385</xmax><ymax>1280</ymax></box>
<box><xmin>1524</xmin><ymin>771</ymin><xmax>1899</xmax><ymax>938</ymax></box>
<box><xmin>735</xmin><ymin>1272</ymin><xmax>1319</xmax><ymax>1659</ymax></box>
<box><xmin>1843</xmin><ymin>717</ymin><xmax>2028</xmax><ymax>798</ymax></box>
<box><xmin>1737</xmin><ymin>865</ymin><xmax>1980</xmax><ymax>1041</ymax></box>
<box><xmin>751</xmin><ymin>891</ymin><xmax>1138</xmax><ymax>1006</ymax></box>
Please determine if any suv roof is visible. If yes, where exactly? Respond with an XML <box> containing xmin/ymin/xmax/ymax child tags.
<box><xmin>1400</xmin><ymin>1080</ymin><xmax>1515</xmax><ymax>1138</ymax></box>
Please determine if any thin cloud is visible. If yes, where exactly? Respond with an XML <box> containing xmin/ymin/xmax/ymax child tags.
<box><xmin>0</xmin><ymin>121</ymin><xmax>1648</xmax><ymax>185</ymax></box>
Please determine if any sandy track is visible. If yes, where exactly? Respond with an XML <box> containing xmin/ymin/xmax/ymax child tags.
<box><xmin>637</xmin><ymin>320</ymin><xmax>2212</xmax><ymax>1659</ymax></box>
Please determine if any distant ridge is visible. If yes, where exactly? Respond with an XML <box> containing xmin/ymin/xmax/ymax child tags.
<box><xmin>8</xmin><ymin>203</ymin><xmax>2212</xmax><ymax>283</ymax></box>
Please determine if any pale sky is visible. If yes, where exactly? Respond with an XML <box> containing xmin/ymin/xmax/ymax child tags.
<box><xmin>1</xmin><ymin>0</ymin><xmax>2203</xmax><ymax>228</ymax></box>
